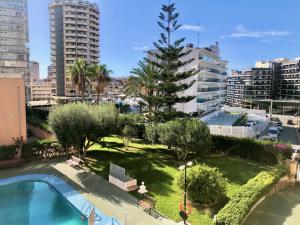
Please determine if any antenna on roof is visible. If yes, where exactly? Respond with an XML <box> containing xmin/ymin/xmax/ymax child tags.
<box><xmin>197</xmin><ymin>23</ymin><xmax>200</xmax><ymax>48</ymax></box>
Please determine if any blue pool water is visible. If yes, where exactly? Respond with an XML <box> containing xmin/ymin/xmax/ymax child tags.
<box><xmin>0</xmin><ymin>181</ymin><xmax>87</xmax><ymax>225</ymax></box>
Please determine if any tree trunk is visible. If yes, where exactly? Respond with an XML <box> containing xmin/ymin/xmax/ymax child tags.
<box><xmin>96</xmin><ymin>92</ymin><xmax>100</xmax><ymax>104</ymax></box>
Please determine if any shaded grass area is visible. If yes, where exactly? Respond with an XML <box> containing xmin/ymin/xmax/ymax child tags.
<box><xmin>86</xmin><ymin>136</ymin><xmax>271</xmax><ymax>225</ymax></box>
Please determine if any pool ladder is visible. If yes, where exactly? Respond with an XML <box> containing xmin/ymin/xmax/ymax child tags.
<box><xmin>80</xmin><ymin>202</ymin><xmax>102</xmax><ymax>223</ymax></box>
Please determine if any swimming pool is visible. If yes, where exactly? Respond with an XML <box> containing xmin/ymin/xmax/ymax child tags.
<box><xmin>0</xmin><ymin>174</ymin><xmax>121</xmax><ymax>225</ymax></box>
<box><xmin>0</xmin><ymin>181</ymin><xmax>86</xmax><ymax>225</ymax></box>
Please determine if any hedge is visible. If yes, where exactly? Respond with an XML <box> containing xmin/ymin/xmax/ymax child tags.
<box><xmin>0</xmin><ymin>145</ymin><xmax>16</xmax><ymax>160</ymax></box>
<box><xmin>0</xmin><ymin>139</ymin><xmax>60</xmax><ymax>161</ymax></box>
<box><xmin>211</xmin><ymin>135</ymin><xmax>292</xmax><ymax>165</ymax></box>
<box><xmin>217</xmin><ymin>164</ymin><xmax>288</xmax><ymax>225</ymax></box>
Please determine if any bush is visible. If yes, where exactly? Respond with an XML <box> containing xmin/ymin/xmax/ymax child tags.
<box><xmin>48</xmin><ymin>103</ymin><xmax>118</xmax><ymax>156</ymax></box>
<box><xmin>145</xmin><ymin>124</ymin><xmax>160</xmax><ymax>144</ymax></box>
<box><xmin>177</xmin><ymin>164</ymin><xmax>227</xmax><ymax>205</ymax></box>
<box><xmin>119</xmin><ymin>114</ymin><xmax>145</xmax><ymax>138</ymax></box>
<box><xmin>211</xmin><ymin>135</ymin><xmax>291</xmax><ymax>165</ymax></box>
<box><xmin>217</xmin><ymin>164</ymin><xmax>288</xmax><ymax>225</ymax></box>
<box><xmin>0</xmin><ymin>145</ymin><xmax>16</xmax><ymax>160</ymax></box>
<box><xmin>157</xmin><ymin>119</ymin><xmax>211</xmax><ymax>160</ymax></box>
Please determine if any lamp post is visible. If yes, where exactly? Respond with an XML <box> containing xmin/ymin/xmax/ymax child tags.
<box><xmin>178</xmin><ymin>161</ymin><xmax>193</xmax><ymax>224</ymax></box>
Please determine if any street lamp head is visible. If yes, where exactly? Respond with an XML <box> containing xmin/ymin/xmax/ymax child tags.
<box><xmin>178</xmin><ymin>165</ymin><xmax>185</xmax><ymax>171</ymax></box>
<box><xmin>187</xmin><ymin>161</ymin><xmax>193</xmax><ymax>167</ymax></box>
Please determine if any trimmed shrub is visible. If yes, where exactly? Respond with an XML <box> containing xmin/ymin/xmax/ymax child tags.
<box><xmin>158</xmin><ymin>119</ymin><xmax>211</xmax><ymax>160</ymax></box>
<box><xmin>145</xmin><ymin>124</ymin><xmax>160</xmax><ymax>144</ymax></box>
<box><xmin>119</xmin><ymin>114</ymin><xmax>145</xmax><ymax>138</ymax></box>
<box><xmin>0</xmin><ymin>145</ymin><xmax>16</xmax><ymax>160</ymax></box>
<box><xmin>211</xmin><ymin>135</ymin><xmax>292</xmax><ymax>165</ymax></box>
<box><xmin>176</xmin><ymin>164</ymin><xmax>227</xmax><ymax>205</ymax></box>
<box><xmin>217</xmin><ymin>164</ymin><xmax>288</xmax><ymax>225</ymax></box>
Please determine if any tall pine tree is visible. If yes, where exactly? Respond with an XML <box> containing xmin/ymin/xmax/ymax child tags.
<box><xmin>148</xmin><ymin>2</ymin><xmax>197</xmax><ymax>121</ymax></box>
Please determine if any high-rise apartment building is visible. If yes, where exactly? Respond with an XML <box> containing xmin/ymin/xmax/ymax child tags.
<box><xmin>29</xmin><ymin>61</ymin><xmax>40</xmax><ymax>81</ymax></box>
<box><xmin>226</xmin><ymin>57</ymin><xmax>300</xmax><ymax>107</ymax></box>
<box><xmin>279</xmin><ymin>58</ymin><xmax>300</xmax><ymax>100</ymax></box>
<box><xmin>148</xmin><ymin>43</ymin><xmax>228</xmax><ymax>114</ymax></box>
<box><xmin>0</xmin><ymin>0</ymin><xmax>30</xmax><ymax>100</ymax></box>
<box><xmin>49</xmin><ymin>0</ymin><xmax>100</xmax><ymax>96</ymax></box>
<box><xmin>174</xmin><ymin>43</ymin><xmax>228</xmax><ymax>114</ymax></box>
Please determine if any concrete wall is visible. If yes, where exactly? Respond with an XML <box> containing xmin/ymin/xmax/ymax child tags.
<box><xmin>0</xmin><ymin>77</ymin><xmax>27</xmax><ymax>145</ymax></box>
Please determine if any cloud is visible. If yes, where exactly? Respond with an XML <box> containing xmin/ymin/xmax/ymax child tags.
<box><xmin>133</xmin><ymin>46</ymin><xmax>149</xmax><ymax>51</ymax></box>
<box><xmin>221</xmin><ymin>24</ymin><xmax>290</xmax><ymax>39</ymax></box>
<box><xmin>180</xmin><ymin>24</ymin><xmax>204</xmax><ymax>32</ymax></box>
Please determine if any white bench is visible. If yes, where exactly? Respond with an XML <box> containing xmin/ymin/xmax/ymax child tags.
<box><xmin>66</xmin><ymin>156</ymin><xmax>82</xmax><ymax>167</ymax></box>
<box><xmin>109</xmin><ymin>163</ymin><xmax>138</xmax><ymax>192</ymax></box>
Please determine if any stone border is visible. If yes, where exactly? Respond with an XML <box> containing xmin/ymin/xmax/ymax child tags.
<box><xmin>0</xmin><ymin>174</ymin><xmax>122</xmax><ymax>225</ymax></box>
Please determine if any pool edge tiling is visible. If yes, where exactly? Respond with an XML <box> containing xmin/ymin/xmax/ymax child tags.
<box><xmin>0</xmin><ymin>174</ymin><xmax>122</xmax><ymax>225</ymax></box>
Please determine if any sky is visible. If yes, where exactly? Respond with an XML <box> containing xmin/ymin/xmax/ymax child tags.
<box><xmin>28</xmin><ymin>0</ymin><xmax>300</xmax><ymax>78</ymax></box>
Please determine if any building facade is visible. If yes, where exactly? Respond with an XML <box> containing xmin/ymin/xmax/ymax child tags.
<box><xmin>226</xmin><ymin>57</ymin><xmax>300</xmax><ymax>107</ymax></box>
<box><xmin>280</xmin><ymin>58</ymin><xmax>300</xmax><ymax>100</ymax></box>
<box><xmin>226</xmin><ymin>70</ymin><xmax>247</xmax><ymax>107</ymax></box>
<box><xmin>103</xmin><ymin>78</ymin><xmax>127</xmax><ymax>99</ymax></box>
<box><xmin>49</xmin><ymin>0</ymin><xmax>100</xmax><ymax>96</ymax></box>
<box><xmin>31</xmin><ymin>80</ymin><xmax>53</xmax><ymax>101</ymax></box>
<box><xmin>0</xmin><ymin>75</ymin><xmax>26</xmax><ymax>145</ymax></box>
<box><xmin>29</xmin><ymin>61</ymin><xmax>40</xmax><ymax>81</ymax></box>
<box><xmin>0</xmin><ymin>0</ymin><xmax>30</xmax><ymax>100</ymax></box>
<box><xmin>173</xmin><ymin>43</ymin><xmax>228</xmax><ymax>114</ymax></box>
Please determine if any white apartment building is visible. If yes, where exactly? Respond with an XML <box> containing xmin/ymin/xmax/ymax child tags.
<box><xmin>49</xmin><ymin>0</ymin><xmax>100</xmax><ymax>97</ymax></box>
<box><xmin>175</xmin><ymin>43</ymin><xmax>228</xmax><ymax>114</ymax></box>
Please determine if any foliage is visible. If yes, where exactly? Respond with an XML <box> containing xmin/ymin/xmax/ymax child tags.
<box><xmin>119</xmin><ymin>114</ymin><xmax>145</xmax><ymax>146</ymax></box>
<box><xmin>145</xmin><ymin>124</ymin><xmax>160</xmax><ymax>144</ymax></box>
<box><xmin>211</xmin><ymin>135</ymin><xmax>292</xmax><ymax>165</ymax></box>
<box><xmin>147</xmin><ymin>2</ymin><xmax>197</xmax><ymax>121</ymax></box>
<box><xmin>86</xmin><ymin>136</ymin><xmax>269</xmax><ymax>225</ymax></box>
<box><xmin>157</xmin><ymin>119</ymin><xmax>211</xmax><ymax>160</ymax></box>
<box><xmin>26</xmin><ymin>107</ymin><xmax>49</xmax><ymax>120</ymax></box>
<box><xmin>48</xmin><ymin>103</ymin><xmax>118</xmax><ymax>156</ymax></box>
<box><xmin>27</xmin><ymin>116</ymin><xmax>51</xmax><ymax>132</ymax></box>
<box><xmin>176</xmin><ymin>164</ymin><xmax>227</xmax><ymax>205</ymax></box>
<box><xmin>122</xmin><ymin>125</ymin><xmax>138</xmax><ymax>150</ymax></box>
<box><xmin>26</xmin><ymin>107</ymin><xmax>51</xmax><ymax>132</ymax></box>
<box><xmin>116</xmin><ymin>103</ymin><xmax>131</xmax><ymax>114</ymax></box>
<box><xmin>217</xmin><ymin>164</ymin><xmax>288</xmax><ymax>225</ymax></box>
<box><xmin>0</xmin><ymin>145</ymin><xmax>16</xmax><ymax>160</ymax></box>
<box><xmin>126</xmin><ymin>61</ymin><xmax>161</xmax><ymax>120</ymax></box>
<box><xmin>69</xmin><ymin>59</ymin><xmax>93</xmax><ymax>101</ymax></box>
<box><xmin>90</xmin><ymin>64</ymin><xmax>112</xmax><ymax>104</ymax></box>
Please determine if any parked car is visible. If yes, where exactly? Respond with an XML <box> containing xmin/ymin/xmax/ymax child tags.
<box><xmin>245</xmin><ymin>120</ymin><xmax>255</xmax><ymax>127</ymax></box>
<box><xmin>275</xmin><ymin>122</ymin><xmax>283</xmax><ymax>132</ymax></box>
<box><xmin>268</xmin><ymin>126</ymin><xmax>279</xmax><ymax>141</ymax></box>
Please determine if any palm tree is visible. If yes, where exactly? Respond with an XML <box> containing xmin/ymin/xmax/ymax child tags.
<box><xmin>69</xmin><ymin>59</ymin><xmax>91</xmax><ymax>102</ymax></box>
<box><xmin>90</xmin><ymin>64</ymin><xmax>112</xmax><ymax>104</ymax></box>
<box><xmin>126</xmin><ymin>61</ymin><xmax>160</xmax><ymax>117</ymax></box>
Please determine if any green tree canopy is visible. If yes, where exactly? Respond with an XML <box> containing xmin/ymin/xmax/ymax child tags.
<box><xmin>48</xmin><ymin>103</ymin><xmax>118</xmax><ymax>156</ymax></box>
<box><xmin>148</xmin><ymin>2</ymin><xmax>198</xmax><ymax>121</ymax></box>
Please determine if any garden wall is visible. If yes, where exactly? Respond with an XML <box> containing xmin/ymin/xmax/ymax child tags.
<box><xmin>27</xmin><ymin>124</ymin><xmax>54</xmax><ymax>140</ymax></box>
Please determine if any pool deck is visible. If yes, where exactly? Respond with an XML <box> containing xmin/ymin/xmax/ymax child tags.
<box><xmin>0</xmin><ymin>161</ymin><xmax>177</xmax><ymax>225</ymax></box>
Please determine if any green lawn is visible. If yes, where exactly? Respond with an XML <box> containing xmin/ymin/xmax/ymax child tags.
<box><xmin>86</xmin><ymin>136</ymin><xmax>271</xmax><ymax>225</ymax></box>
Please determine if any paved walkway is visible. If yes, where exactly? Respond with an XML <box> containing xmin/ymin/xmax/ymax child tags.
<box><xmin>243</xmin><ymin>185</ymin><xmax>300</xmax><ymax>225</ymax></box>
<box><xmin>0</xmin><ymin>161</ymin><xmax>177</xmax><ymax>225</ymax></box>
